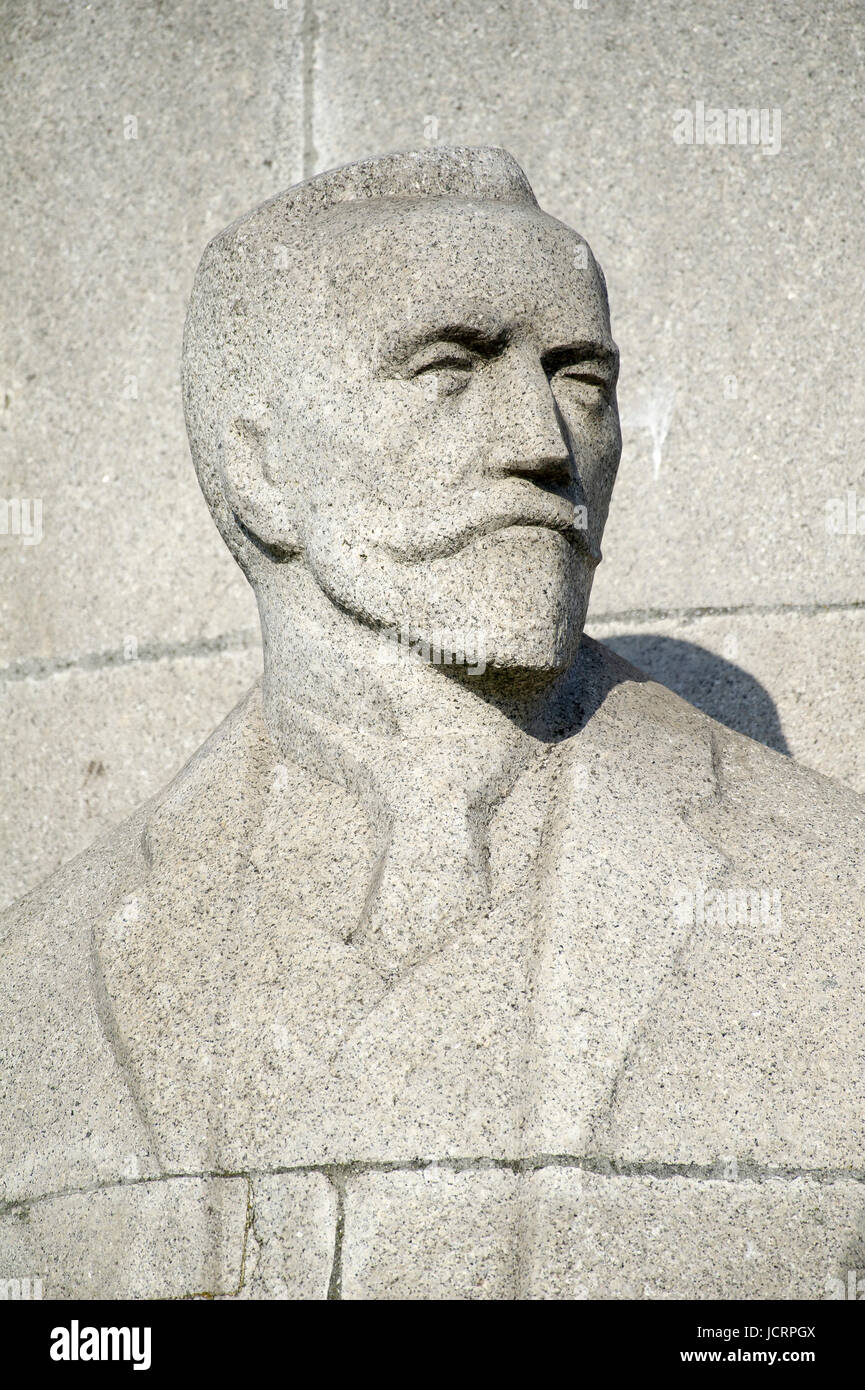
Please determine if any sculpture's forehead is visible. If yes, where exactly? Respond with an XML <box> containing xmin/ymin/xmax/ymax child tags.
<box><xmin>270</xmin><ymin>197</ymin><xmax>609</xmax><ymax>342</ymax></box>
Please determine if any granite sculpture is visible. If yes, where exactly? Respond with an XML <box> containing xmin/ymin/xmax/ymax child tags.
<box><xmin>2</xmin><ymin>147</ymin><xmax>863</xmax><ymax>1301</ymax></box>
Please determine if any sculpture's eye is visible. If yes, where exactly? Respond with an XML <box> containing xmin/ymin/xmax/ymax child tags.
<box><xmin>411</xmin><ymin>350</ymin><xmax>475</xmax><ymax>397</ymax></box>
<box><xmin>554</xmin><ymin>368</ymin><xmax>610</xmax><ymax>395</ymax></box>
<box><xmin>544</xmin><ymin>345</ymin><xmax>617</xmax><ymax>406</ymax></box>
<box><xmin>551</xmin><ymin>370</ymin><xmax>614</xmax><ymax>416</ymax></box>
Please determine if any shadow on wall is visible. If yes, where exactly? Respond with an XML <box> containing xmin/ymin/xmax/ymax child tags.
<box><xmin>601</xmin><ymin>635</ymin><xmax>791</xmax><ymax>757</ymax></box>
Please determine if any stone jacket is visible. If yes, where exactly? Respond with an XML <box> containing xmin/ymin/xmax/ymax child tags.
<box><xmin>2</xmin><ymin>639</ymin><xmax>863</xmax><ymax>1299</ymax></box>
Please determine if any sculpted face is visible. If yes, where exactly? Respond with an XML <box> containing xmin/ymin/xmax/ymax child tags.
<box><xmin>231</xmin><ymin>197</ymin><xmax>620</xmax><ymax>678</ymax></box>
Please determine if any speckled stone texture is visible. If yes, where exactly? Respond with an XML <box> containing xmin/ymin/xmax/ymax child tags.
<box><xmin>5</xmin><ymin>0</ymin><xmax>865</xmax><ymax>909</ymax></box>
<box><xmin>2</xmin><ymin>148</ymin><xmax>863</xmax><ymax>1300</ymax></box>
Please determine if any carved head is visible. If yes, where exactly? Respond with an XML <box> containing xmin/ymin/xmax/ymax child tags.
<box><xmin>182</xmin><ymin>147</ymin><xmax>620</xmax><ymax>679</ymax></box>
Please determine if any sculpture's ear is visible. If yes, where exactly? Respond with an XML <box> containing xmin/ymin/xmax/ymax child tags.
<box><xmin>220</xmin><ymin>412</ymin><xmax>301</xmax><ymax>555</ymax></box>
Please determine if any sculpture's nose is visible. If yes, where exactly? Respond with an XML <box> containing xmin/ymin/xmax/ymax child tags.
<box><xmin>487</xmin><ymin>354</ymin><xmax>573</xmax><ymax>493</ymax></box>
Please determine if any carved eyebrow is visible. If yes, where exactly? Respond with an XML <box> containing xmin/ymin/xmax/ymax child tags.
<box><xmin>377</xmin><ymin>321</ymin><xmax>509</xmax><ymax>365</ymax></box>
<box><xmin>541</xmin><ymin>341</ymin><xmax>619</xmax><ymax>379</ymax></box>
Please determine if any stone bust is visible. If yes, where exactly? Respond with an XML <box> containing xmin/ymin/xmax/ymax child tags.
<box><xmin>2</xmin><ymin>147</ymin><xmax>863</xmax><ymax>1302</ymax></box>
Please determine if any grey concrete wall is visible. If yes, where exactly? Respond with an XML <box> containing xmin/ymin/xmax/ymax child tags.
<box><xmin>2</xmin><ymin>0</ymin><xmax>863</xmax><ymax>909</ymax></box>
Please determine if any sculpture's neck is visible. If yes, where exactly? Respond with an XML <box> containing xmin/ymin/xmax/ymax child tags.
<box><xmin>254</xmin><ymin>561</ymin><xmax>585</xmax><ymax>980</ymax></box>
<box><xmin>256</xmin><ymin>561</ymin><xmax>579</xmax><ymax>773</ymax></box>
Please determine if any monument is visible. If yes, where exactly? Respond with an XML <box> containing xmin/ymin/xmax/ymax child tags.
<box><xmin>2</xmin><ymin>148</ymin><xmax>863</xmax><ymax>1300</ymax></box>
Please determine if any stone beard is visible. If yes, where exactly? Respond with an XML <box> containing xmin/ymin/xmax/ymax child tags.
<box><xmin>2</xmin><ymin>147</ymin><xmax>863</xmax><ymax>1302</ymax></box>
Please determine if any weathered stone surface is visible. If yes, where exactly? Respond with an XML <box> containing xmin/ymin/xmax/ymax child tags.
<box><xmin>4</xmin><ymin>653</ymin><xmax>861</xmax><ymax>1189</ymax></box>
<box><xmin>238</xmin><ymin>1173</ymin><xmax>336</xmax><ymax>1301</ymax></box>
<box><xmin>523</xmin><ymin>1169</ymin><xmax>865</xmax><ymax>1301</ymax></box>
<box><xmin>0</xmin><ymin>0</ymin><xmax>300</xmax><ymax>667</ymax></box>
<box><xmin>6</xmin><ymin>604</ymin><xmax>863</xmax><ymax>924</ymax></box>
<box><xmin>0</xmin><ymin>1177</ymin><xmax>249</xmax><ymax>1300</ymax></box>
<box><xmin>341</xmin><ymin>1166</ymin><xmax>865</xmax><ymax>1301</ymax></box>
<box><xmin>6</xmin><ymin>0</ymin><xmax>864</xmax><ymax>940</ymax></box>
<box><xmin>2</xmin><ymin>146</ymin><xmax>862</xmax><ymax>1302</ymax></box>
<box><xmin>6</xmin><ymin>1162</ymin><xmax>861</xmax><ymax>1300</ymax></box>
<box><xmin>589</xmin><ymin>607</ymin><xmax>865</xmax><ymax>795</ymax></box>
<box><xmin>0</xmin><ymin>644</ymin><xmax>261</xmax><ymax>911</ymax></box>
<box><xmin>312</xmin><ymin>0</ymin><xmax>865</xmax><ymax>615</ymax></box>
<box><xmin>342</xmin><ymin>1168</ymin><xmax>520</xmax><ymax>1300</ymax></box>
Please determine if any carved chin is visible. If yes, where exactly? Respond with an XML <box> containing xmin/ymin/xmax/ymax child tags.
<box><xmin>489</xmin><ymin>535</ymin><xmax>590</xmax><ymax>673</ymax></box>
<box><xmin>304</xmin><ymin>523</ymin><xmax>593</xmax><ymax>674</ymax></box>
<box><xmin>451</xmin><ymin>525</ymin><xmax>591</xmax><ymax>670</ymax></box>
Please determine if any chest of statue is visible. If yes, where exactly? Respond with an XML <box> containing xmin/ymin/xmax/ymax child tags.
<box><xmin>5</xmin><ymin>731</ymin><xmax>848</xmax><ymax>1300</ymax></box>
<box><xmin>5</xmin><ymin>695</ymin><xmax>861</xmax><ymax>1300</ymax></box>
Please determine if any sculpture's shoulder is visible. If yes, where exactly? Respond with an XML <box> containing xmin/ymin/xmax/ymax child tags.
<box><xmin>0</xmin><ymin>817</ymin><xmax>158</xmax><ymax>1202</ymax></box>
<box><xmin>0</xmin><ymin>682</ymin><xmax>290</xmax><ymax>1202</ymax></box>
<box><xmin>573</xmin><ymin>639</ymin><xmax>864</xmax><ymax>1168</ymax></box>
<box><xmin>579</xmin><ymin>634</ymin><xmax>865</xmax><ymax>861</ymax></box>
<box><xmin>2</xmin><ymin>681</ymin><xmax>275</xmax><ymax>936</ymax></box>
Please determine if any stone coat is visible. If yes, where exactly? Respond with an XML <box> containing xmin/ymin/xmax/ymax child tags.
<box><xmin>2</xmin><ymin>640</ymin><xmax>863</xmax><ymax>1299</ymax></box>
